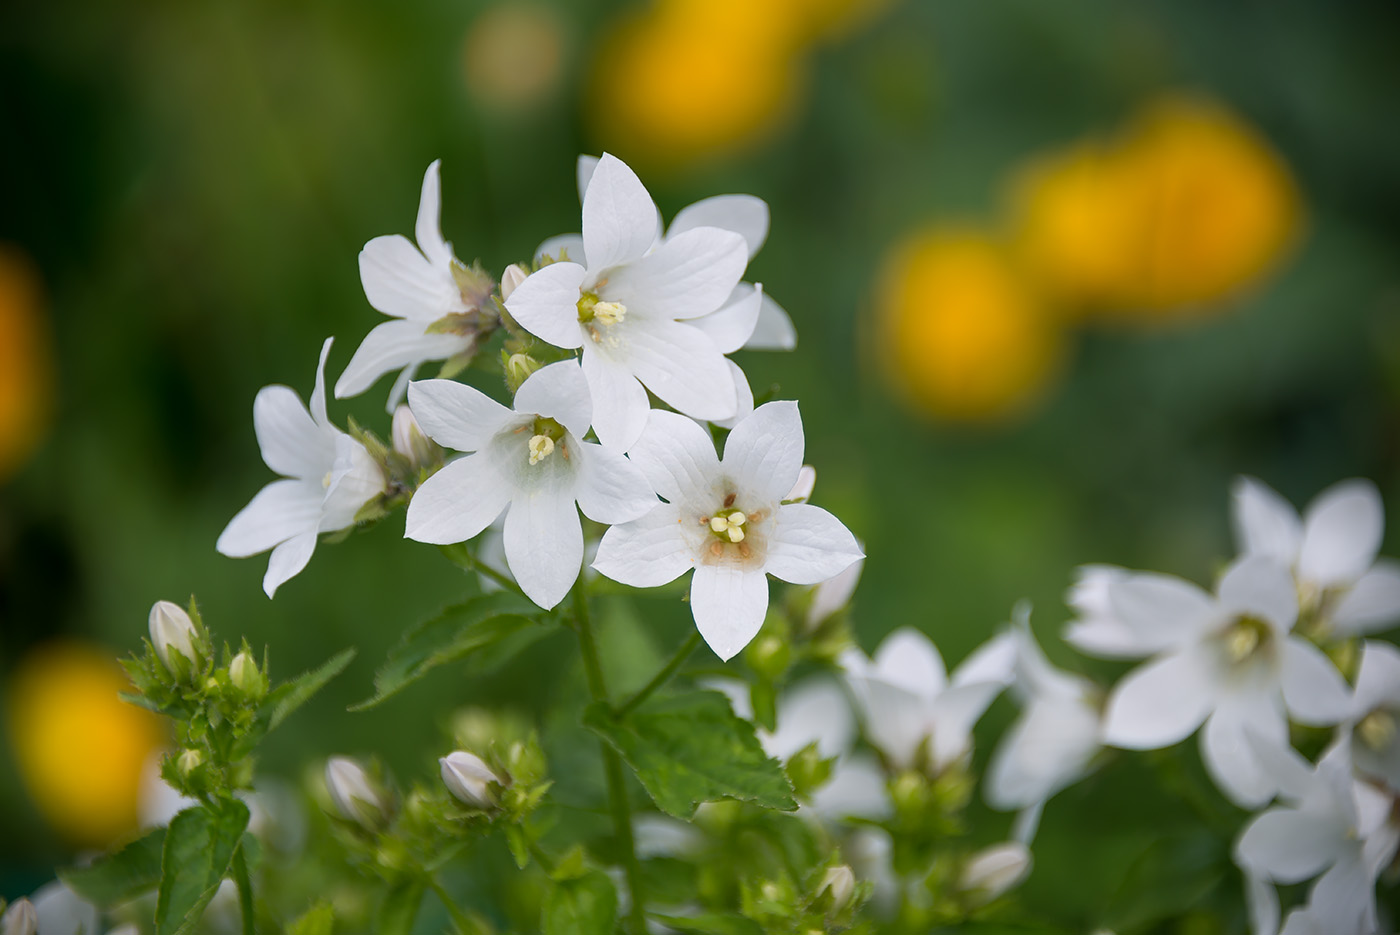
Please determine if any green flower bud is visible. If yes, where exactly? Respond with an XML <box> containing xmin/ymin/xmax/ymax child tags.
<box><xmin>177</xmin><ymin>748</ymin><xmax>204</xmax><ymax>778</ymax></box>
<box><xmin>229</xmin><ymin>651</ymin><xmax>266</xmax><ymax>699</ymax></box>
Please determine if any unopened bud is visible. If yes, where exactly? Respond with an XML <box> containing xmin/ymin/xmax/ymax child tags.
<box><xmin>325</xmin><ymin>757</ymin><xmax>387</xmax><ymax>829</ymax></box>
<box><xmin>2</xmin><ymin>898</ymin><xmax>37</xmax><ymax>935</ymax></box>
<box><xmin>500</xmin><ymin>263</ymin><xmax>529</xmax><ymax>301</ymax></box>
<box><xmin>816</xmin><ymin>865</ymin><xmax>856</xmax><ymax>911</ymax></box>
<box><xmin>149</xmin><ymin>601</ymin><xmax>198</xmax><ymax>672</ymax></box>
<box><xmin>391</xmin><ymin>405</ymin><xmax>441</xmax><ymax>469</ymax></box>
<box><xmin>440</xmin><ymin>750</ymin><xmax>504</xmax><ymax>809</ymax></box>
<box><xmin>229</xmin><ymin>651</ymin><xmax>265</xmax><ymax>699</ymax></box>
<box><xmin>505</xmin><ymin>353</ymin><xmax>543</xmax><ymax>393</ymax></box>
<box><xmin>958</xmin><ymin>842</ymin><xmax>1031</xmax><ymax>902</ymax></box>
<box><xmin>177</xmin><ymin>748</ymin><xmax>204</xmax><ymax>778</ymax></box>
<box><xmin>745</xmin><ymin>633</ymin><xmax>790</xmax><ymax>682</ymax></box>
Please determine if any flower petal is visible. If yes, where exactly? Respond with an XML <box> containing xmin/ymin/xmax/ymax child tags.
<box><xmin>608</xmin><ymin>226</ymin><xmax>748</xmax><ymax>320</ymax></box>
<box><xmin>1101</xmin><ymin>649</ymin><xmax>1218</xmax><ymax>749</ymax></box>
<box><xmin>849</xmin><ymin>679</ymin><xmax>929</xmax><ymax>769</ymax></box>
<box><xmin>1308</xmin><ymin>853</ymin><xmax>1375</xmax><ymax>935</ymax></box>
<box><xmin>926</xmin><ymin>680</ymin><xmax>1008</xmax><ymax>770</ymax></box>
<box><xmin>575</xmin><ymin>440</ymin><xmax>657</xmax><ymax>524</ymax></box>
<box><xmin>335</xmin><ymin>319</ymin><xmax>468</xmax><ymax>402</ymax></box>
<box><xmin>320</xmin><ymin>435</ymin><xmax>384</xmax><ymax>531</ymax></box>
<box><xmin>503</xmin><ymin>486</ymin><xmax>583</xmax><ymax>610</ymax></box>
<box><xmin>414</xmin><ymin>160</ymin><xmax>453</xmax><ymax>269</ymax></box>
<box><xmin>263</xmin><ymin>530</ymin><xmax>319</xmax><ymax>598</ymax></box>
<box><xmin>535</xmin><ymin>233</ymin><xmax>586</xmax><ymax>266</ymax></box>
<box><xmin>407</xmin><ymin>379</ymin><xmax>515</xmax><ymax>453</ymax></box>
<box><xmin>253</xmin><ymin>385</ymin><xmax>332</xmax><ymax>480</ymax></box>
<box><xmin>1236</xmin><ymin>809</ymin><xmax>1345</xmax><ymax>882</ymax></box>
<box><xmin>766</xmin><ymin>678</ymin><xmax>854</xmax><ymax>760</ymax></box>
<box><xmin>721</xmin><ymin>400</ymin><xmax>804</xmax><ymax>505</ymax></box>
<box><xmin>575</xmin><ymin>154</ymin><xmax>600</xmax><ymax>203</ymax></box>
<box><xmin>1200</xmin><ymin>692</ymin><xmax>1287</xmax><ymax>807</ymax></box>
<box><xmin>690</xmin><ymin>562</ymin><xmax>769</xmax><ymax>661</ymax></box>
<box><xmin>309</xmin><ymin>337</ymin><xmax>334</xmax><ymax>428</ymax></box>
<box><xmin>593</xmin><ymin>503</ymin><xmax>693</xmax><ymax>588</ymax></box>
<box><xmin>869</xmin><ymin>628</ymin><xmax>947</xmax><ymax>697</ymax></box>
<box><xmin>618</xmin><ymin>318</ymin><xmax>738</xmax><ymax>421</ymax></box>
<box><xmin>1232</xmin><ymin>476</ymin><xmax>1303</xmax><ymax>566</ymax></box>
<box><xmin>668</xmin><ymin>194</ymin><xmax>769</xmax><ymax>259</ymax></box>
<box><xmin>359</xmin><ymin>234</ymin><xmax>460</xmax><ymax>321</ymax></box>
<box><xmin>582</xmin><ymin>153</ymin><xmax>662</xmax><ymax>273</ymax></box>
<box><xmin>217</xmin><ymin>478</ymin><xmax>321</xmax><ymax>557</ymax></box>
<box><xmin>688</xmin><ymin>283</ymin><xmax>763</xmax><ymax>355</ymax></box>
<box><xmin>1063</xmin><ymin>618</ymin><xmax>1152</xmax><ymax>659</ymax></box>
<box><xmin>746</xmin><ymin>291</ymin><xmax>797</xmax><ymax>351</ymax></box>
<box><xmin>1108</xmin><ymin>572</ymin><xmax>1218</xmax><ymax>650</ymax></box>
<box><xmin>710</xmin><ymin>359</ymin><xmax>755</xmax><ymax>431</ymax></box>
<box><xmin>1354</xmin><ymin>639</ymin><xmax>1400</xmax><ymax>714</ymax></box>
<box><xmin>1280</xmin><ymin>637</ymin><xmax>1351</xmax><ymax>726</ymax></box>
<box><xmin>951</xmin><ymin>632</ymin><xmax>1018</xmax><ymax>687</ymax></box>
<box><xmin>808</xmin><ymin>753</ymin><xmax>892</xmax><ymax>821</ymax></box>
<box><xmin>505</xmin><ymin>261</ymin><xmax>588</xmax><ymax>350</ymax></box>
<box><xmin>1298</xmin><ymin>478</ymin><xmax>1384</xmax><ymax>589</ymax></box>
<box><xmin>764</xmin><ymin>503</ymin><xmax>863</xmax><ymax>586</ymax></box>
<box><xmin>404</xmin><ymin>451</ymin><xmax>513</xmax><ymax>544</ymax></box>
<box><xmin>628</xmin><ymin>408</ymin><xmax>722</xmax><ymax>505</ymax></box>
<box><xmin>1218</xmin><ymin>555</ymin><xmax>1298</xmax><ymax>634</ymax></box>
<box><xmin>580</xmin><ymin>348</ymin><xmax>651</xmax><ymax>451</ymax></box>
<box><xmin>986</xmin><ymin>696</ymin><xmax>1100</xmax><ymax>810</ymax></box>
<box><xmin>1332</xmin><ymin>559</ymin><xmax>1400</xmax><ymax>635</ymax></box>
<box><xmin>514</xmin><ymin>359</ymin><xmax>593</xmax><ymax>439</ymax></box>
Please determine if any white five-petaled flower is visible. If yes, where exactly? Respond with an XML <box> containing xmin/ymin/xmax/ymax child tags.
<box><xmin>217</xmin><ymin>339</ymin><xmax>386</xmax><ymax>598</ymax></box>
<box><xmin>1232</xmin><ymin>476</ymin><xmax>1400</xmax><ymax>639</ymax></box>
<box><xmin>1346</xmin><ymin>640</ymin><xmax>1400</xmax><ymax>792</ymax></box>
<box><xmin>338</xmin><ymin>160</ymin><xmax>492</xmax><ymax>410</ymax></box>
<box><xmin>505</xmin><ymin>154</ymin><xmax>751</xmax><ymax>450</ymax></box>
<box><xmin>404</xmin><ymin>360</ymin><xmax>657</xmax><ymax>610</ymax></box>
<box><xmin>1096</xmin><ymin>555</ymin><xmax>1353</xmax><ymax>807</ymax></box>
<box><xmin>592</xmin><ymin>401</ymin><xmax>863</xmax><ymax>659</ymax></box>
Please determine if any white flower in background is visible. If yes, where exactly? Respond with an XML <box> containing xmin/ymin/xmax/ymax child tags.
<box><xmin>405</xmin><ymin>360</ymin><xmax>657</xmax><ymax>609</ymax></box>
<box><xmin>807</xmin><ymin>557</ymin><xmax>864</xmax><ymax>632</ymax></box>
<box><xmin>217</xmin><ymin>339</ymin><xmax>386</xmax><ymax>598</ymax></box>
<box><xmin>325</xmin><ymin>757</ymin><xmax>387</xmax><ymax>829</ymax></box>
<box><xmin>337</xmin><ymin>160</ymin><xmax>495</xmax><ymax>410</ymax></box>
<box><xmin>22</xmin><ymin>882</ymin><xmax>98</xmax><ymax>935</ymax></box>
<box><xmin>1233</xmin><ymin>477</ymin><xmax>1400</xmax><ymax>638</ymax></box>
<box><xmin>1097</xmin><ymin>555</ymin><xmax>1352</xmax><ymax>806</ymax></box>
<box><xmin>1235</xmin><ymin>736</ymin><xmax>1400</xmax><ymax>935</ymax></box>
<box><xmin>2</xmin><ymin>899</ymin><xmax>36</xmax><ymax>935</ymax></box>
<box><xmin>840</xmin><ymin>627</ymin><xmax>1011</xmax><ymax>774</ymax></box>
<box><xmin>593</xmin><ymin>402</ymin><xmax>863</xmax><ymax>659</ymax></box>
<box><xmin>506</xmin><ymin>154</ymin><xmax>750</xmax><ymax>449</ymax></box>
<box><xmin>1347</xmin><ymin>640</ymin><xmax>1400</xmax><ymax>792</ymax></box>
<box><xmin>440</xmin><ymin>751</ymin><xmax>505</xmax><ymax>809</ymax></box>
<box><xmin>985</xmin><ymin>613</ymin><xmax>1101</xmax><ymax>842</ymax></box>
<box><xmin>958</xmin><ymin>842</ymin><xmax>1033</xmax><ymax>903</ymax></box>
<box><xmin>1062</xmin><ymin>565</ymin><xmax>1143</xmax><ymax>658</ymax></box>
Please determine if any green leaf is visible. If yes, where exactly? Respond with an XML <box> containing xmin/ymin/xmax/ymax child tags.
<box><xmin>264</xmin><ymin>647</ymin><xmax>357</xmax><ymax>731</ymax></box>
<box><xmin>1104</xmin><ymin>832</ymin><xmax>1229</xmax><ymax>932</ymax></box>
<box><xmin>350</xmin><ymin>593</ymin><xmax>544</xmax><ymax>711</ymax></box>
<box><xmin>650</xmin><ymin>914</ymin><xmax>764</xmax><ymax>935</ymax></box>
<box><xmin>542</xmin><ymin>869</ymin><xmax>617</xmax><ymax>935</ymax></box>
<box><xmin>60</xmin><ymin>828</ymin><xmax>165</xmax><ymax>906</ymax></box>
<box><xmin>287</xmin><ymin>901</ymin><xmax>335</xmax><ymax>935</ymax></box>
<box><xmin>583</xmin><ymin>690</ymin><xmax>797</xmax><ymax>819</ymax></box>
<box><xmin>155</xmin><ymin>802</ymin><xmax>250</xmax><ymax>935</ymax></box>
<box><xmin>377</xmin><ymin>880</ymin><xmax>425</xmax><ymax>935</ymax></box>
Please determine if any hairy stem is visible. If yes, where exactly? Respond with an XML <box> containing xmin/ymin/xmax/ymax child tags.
<box><xmin>616</xmin><ymin>631</ymin><xmax>703</xmax><ymax>719</ymax></box>
<box><xmin>231</xmin><ymin>841</ymin><xmax>254</xmax><ymax>935</ymax></box>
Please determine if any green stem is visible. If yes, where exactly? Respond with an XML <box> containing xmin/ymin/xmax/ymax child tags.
<box><xmin>429</xmin><ymin>877</ymin><xmax>478</xmax><ymax>935</ymax></box>
<box><xmin>438</xmin><ymin>543</ymin><xmax>528</xmax><ymax>599</ymax></box>
<box><xmin>572</xmin><ymin>587</ymin><xmax>649</xmax><ymax>935</ymax></box>
<box><xmin>231</xmin><ymin>841</ymin><xmax>254</xmax><ymax>935</ymax></box>
<box><xmin>616</xmin><ymin>631</ymin><xmax>703</xmax><ymax>719</ymax></box>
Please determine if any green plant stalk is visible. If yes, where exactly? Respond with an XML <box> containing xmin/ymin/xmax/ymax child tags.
<box><xmin>615</xmin><ymin>631</ymin><xmax>703</xmax><ymax>719</ymax></box>
<box><xmin>572</xmin><ymin>586</ymin><xmax>648</xmax><ymax>935</ymax></box>
<box><xmin>429</xmin><ymin>877</ymin><xmax>478</xmax><ymax>935</ymax></box>
<box><xmin>231</xmin><ymin>841</ymin><xmax>254</xmax><ymax>935</ymax></box>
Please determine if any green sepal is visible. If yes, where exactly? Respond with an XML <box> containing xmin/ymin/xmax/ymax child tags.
<box><xmin>541</xmin><ymin>869</ymin><xmax>617</xmax><ymax>935</ymax></box>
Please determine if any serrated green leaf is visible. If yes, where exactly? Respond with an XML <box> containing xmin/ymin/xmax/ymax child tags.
<box><xmin>377</xmin><ymin>879</ymin><xmax>425</xmax><ymax>935</ymax></box>
<box><xmin>60</xmin><ymin>828</ymin><xmax>165</xmax><ymax>906</ymax></box>
<box><xmin>542</xmin><ymin>869</ymin><xmax>617</xmax><ymax>935</ymax></box>
<box><xmin>506</xmin><ymin>825</ymin><xmax>531</xmax><ymax>870</ymax></box>
<box><xmin>263</xmin><ymin>647</ymin><xmax>356</xmax><ymax>732</ymax></box>
<box><xmin>155</xmin><ymin>802</ymin><xmax>250</xmax><ymax>935</ymax></box>
<box><xmin>650</xmin><ymin>914</ymin><xmax>764</xmax><ymax>935</ymax></box>
<box><xmin>350</xmin><ymin>593</ymin><xmax>544</xmax><ymax>711</ymax></box>
<box><xmin>288</xmin><ymin>901</ymin><xmax>335</xmax><ymax>935</ymax></box>
<box><xmin>583</xmin><ymin>690</ymin><xmax>797</xmax><ymax>819</ymax></box>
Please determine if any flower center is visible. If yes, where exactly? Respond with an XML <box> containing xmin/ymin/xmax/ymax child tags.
<box><xmin>1359</xmin><ymin>709</ymin><xmax>1397</xmax><ymax>751</ymax></box>
<box><xmin>528</xmin><ymin>435</ymin><xmax>555</xmax><ymax>465</ymax></box>
<box><xmin>709</xmin><ymin>509</ymin><xmax>748</xmax><ymax>543</ymax></box>
<box><xmin>1222</xmin><ymin>614</ymin><xmax>1271</xmax><ymax>664</ymax></box>
<box><xmin>577</xmin><ymin>292</ymin><xmax>626</xmax><ymax>323</ymax></box>
<box><xmin>526</xmin><ymin>416</ymin><xmax>566</xmax><ymax>466</ymax></box>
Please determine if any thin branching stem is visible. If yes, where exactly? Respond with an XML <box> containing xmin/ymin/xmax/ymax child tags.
<box><xmin>615</xmin><ymin>631</ymin><xmax>703</xmax><ymax>719</ymax></box>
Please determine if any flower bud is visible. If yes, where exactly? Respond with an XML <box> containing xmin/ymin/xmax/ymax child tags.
<box><xmin>504</xmin><ymin>353</ymin><xmax>543</xmax><ymax>392</ymax></box>
<box><xmin>391</xmin><ymin>405</ymin><xmax>441</xmax><ymax>470</ymax></box>
<box><xmin>500</xmin><ymin>263</ymin><xmax>529</xmax><ymax>301</ymax></box>
<box><xmin>958</xmin><ymin>842</ymin><xmax>1031</xmax><ymax>902</ymax></box>
<box><xmin>177</xmin><ymin>748</ymin><xmax>204</xmax><ymax>778</ymax></box>
<box><xmin>745</xmin><ymin>633</ymin><xmax>790</xmax><ymax>682</ymax></box>
<box><xmin>2</xmin><ymin>898</ymin><xmax>37</xmax><ymax>935</ymax></box>
<box><xmin>440</xmin><ymin>750</ymin><xmax>504</xmax><ymax>809</ymax></box>
<box><xmin>229</xmin><ymin>651</ymin><xmax>265</xmax><ymax>699</ymax></box>
<box><xmin>325</xmin><ymin>757</ymin><xmax>387</xmax><ymax>830</ymax></box>
<box><xmin>816</xmin><ymin>865</ymin><xmax>855</xmax><ymax>911</ymax></box>
<box><xmin>149</xmin><ymin>600</ymin><xmax>198</xmax><ymax>672</ymax></box>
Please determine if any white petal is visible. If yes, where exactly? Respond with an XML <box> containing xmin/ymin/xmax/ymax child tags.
<box><xmin>688</xmin><ymin>283</ymin><xmax>763</xmax><ymax>355</ymax></box>
<box><xmin>926</xmin><ymin>681</ymin><xmax>1007</xmax><ymax>770</ymax></box>
<box><xmin>514</xmin><ymin>359</ymin><xmax>593</xmax><ymax>439</ymax></box>
<box><xmin>580</xmin><ymin>348</ymin><xmax>651</xmax><ymax>451</ymax></box>
<box><xmin>986</xmin><ymin>697</ymin><xmax>1100</xmax><ymax>810</ymax></box>
<box><xmin>217</xmin><ymin>479</ymin><xmax>322</xmax><ymax>557</ymax></box>
<box><xmin>854</xmin><ymin>680</ymin><xmax>929</xmax><ymax>768</ymax></box>
<box><xmin>689</xmin><ymin>562</ymin><xmax>769</xmax><ymax>661</ymax></box>
<box><xmin>505</xmin><ymin>262</ymin><xmax>588</xmax><ymax>350</ymax></box>
<box><xmin>1332</xmin><ymin>559</ymin><xmax>1400</xmax><ymax>635</ymax></box>
<box><xmin>1066</xmin><ymin>564</ymin><xmax>1129</xmax><ymax>619</ymax></box>
<box><xmin>574</xmin><ymin>441</ymin><xmax>657</xmax><ymax>524</ymax></box>
<box><xmin>709</xmin><ymin>359</ymin><xmax>754</xmax><ymax>431</ymax></box>
<box><xmin>1280</xmin><ymin>638</ymin><xmax>1351</xmax><ymax>726</ymax></box>
<box><xmin>1244</xmin><ymin>873</ymin><xmax>1280</xmax><ymax>935</ymax></box>
<box><xmin>869</xmin><ymin>628</ymin><xmax>947</xmax><ymax>697</ymax></box>
<box><xmin>1232</xmin><ymin>476</ymin><xmax>1303</xmax><ymax>566</ymax></box>
<box><xmin>252</xmin><ymin>385</ymin><xmax>332</xmax><ymax>480</ymax></box>
<box><xmin>404</xmin><ymin>451</ymin><xmax>513</xmax><ymax>544</ymax></box>
<box><xmin>1298</xmin><ymin>478</ymin><xmax>1384</xmax><ymax>589</ymax></box>
<box><xmin>593</xmin><ymin>504</ymin><xmax>693</xmax><ymax>588</ymax></box>
<box><xmin>764</xmin><ymin>503</ymin><xmax>863</xmax><ymax>586</ymax></box>
<box><xmin>407</xmin><ymin>379</ymin><xmax>515</xmax><ymax>453</ymax></box>
<box><xmin>503</xmin><ymin>486</ymin><xmax>583</xmax><ymax>610</ymax></box>
<box><xmin>1236</xmin><ymin>810</ymin><xmax>1344</xmax><ymax>882</ymax></box>
<box><xmin>616</xmin><ymin>318</ymin><xmax>737</xmax><ymax>421</ymax></box>
<box><xmin>766</xmin><ymin>678</ymin><xmax>853</xmax><ymax>760</ymax></box>
<box><xmin>310</xmin><ymin>337</ymin><xmax>334</xmax><ymax>428</ymax></box>
<box><xmin>721</xmin><ymin>400</ymin><xmax>805</xmax><ymax>505</ymax></box>
<box><xmin>668</xmin><ymin>194</ymin><xmax>769</xmax><ymax>259</ymax></box>
<box><xmin>1109</xmin><ymin>572</ymin><xmax>1218</xmax><ymax>651</ymax></box>
<box><xmin>805</xmin><ymin>556</ymin><xmax>863</xmax><ymax>628</ymax></box>
<box><xmin>335</xmin><ymin>319</ymin><xmax>468</xmax><ymax>401</ymax></box>
<box><xmin>1200</xmin><ymin>693</ymin><xmax>1288</xmax><ymax>807</ymax></box>
<box><xmin>385</xmin><ymin>364</ymin><xmax>416</xmax><ymax>412</ymax></box>
<box><xmin>951</xmin><ymin>632</ymin><xmax>1018</xmax><ymax>687</ymax></box>
<box><xmin>414</xmin><ymin>159</ymin><xmax>453</xmax><ymax>270</ymax></box>
<box><xmin>786</xmin><ymin>465</ymin><xmax>817</xmax><ymax>504</ymax></box>
<box><xmin>608</xmin><ymin>226</ymin><xmax>747</xmax><ymax>320</ymax></box>
<box><xmin>1306</xmin><ymin>852</ymin><xmax>1373</xmax><ymax>934</ymax></box>
<box><xmin>535</xmin><ymin>233</ymin><xmax>586</xmax><ymax>266</ymax></box>
<box><xmin>746</xmin><ymin>291</ymin><xmax>797</xmax><ymax>351</ymax></box>
<box><xmin>320</xmin><ymin>435</ymin><xmax>384</xmax><ymax>531</ymax></box>
<box><xmin>1101</xmin><ymin>649</ymin><xmax>1218</xmax><ymax>749</ymax></box>
<box><xmin>1242</xmin><ymin>730</ymin><xmax>1316</xmax><ymax>803</ymax></box>
<box><xmin>1012</xmin><ymin>801</ymin><xmax>1045</xmax><ymax>845</ymax></box>
<box><xmin>575</xmin><ymin>154</ymin><xmax>600</xmax><ymax>203</ymax></box>
<box><xmin>263</xmin><ymin>530</ymin><xmax>319</xmax><ymax>598</ymax></box>
<box><xmin>1217</xmin><ymin>555</ymin><xmax>1298</xmax><ymax>634</ymax></box>
<box><xmin>1354</xmin><ymin>639</ymin><xmax>1400</xmax><ymax>714</ymax></box>
<box><xmin>359</xmin><ymin>234</ymin><xmax>460</xmax><ymax>321</ymax></box>
<box><xmin>31</xmin><ymin>882</ymin><xmax>99</xmax><ymax>935</ymax></box>
<box><xmin>1276</xmin><ymin>908</ymin><xmax>1325</xmax><ymax>935</ymax></box>
<box><xmin>808</xmin><ymin>753</ymin><xmax>892</xmax><ymax>821</ymax></box>
<box><xmin>1063</xmin><ymin>618</ymin><xmax>1153</xmax><ymax>659</ymax></box>
<box><xmin>628</xmin><ymin>408</ymin><xmax>722</xmax><ymax>505</ymax></box>
<box><xmin>582</xmin><ymin>153</ymin><xmax>662</xmax><ymax>273</ymax></box>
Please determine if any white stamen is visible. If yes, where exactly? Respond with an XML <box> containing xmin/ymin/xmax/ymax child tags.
<box><xmin>710</xmin><ymin>510</ymin><xmax>748</xmax><ymax>543</ymax></box>
<box><xmin>593</xmin><ymin>300</ymin><xmax>626</xmax><ymax>325</ymax></box>
<box><xmin>528</xmin><ymin>435</ymin><xmax>555</xmax><ymax>465</ymax></box>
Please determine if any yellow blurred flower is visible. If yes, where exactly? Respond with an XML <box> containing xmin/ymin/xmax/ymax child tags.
<box><xmin>462</xmin><ymin>4</ymin><xmax>568</xmax><ymax>113</ymax></box>
<box><xmin>6</xmin><ymin>642</ymin><xmax>165</xmax><ymax>846</ymax></box>
<box><xmin>875</xmin><ymin>228</ymin><xmax>1066</xmax><ymax>422</ymax></box>
<box><xmin>0</xmin><ymin>246</ymin><xmax>55</xmax><ymax>480</ymax></box>
<box><xmin>1012</xmin><ymin>96</ymin><xmax>1301</xmax><ymax>322</ymax></box>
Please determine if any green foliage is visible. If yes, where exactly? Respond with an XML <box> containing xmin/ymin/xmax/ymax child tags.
<box><xmin>264</xmin><ymin>647</ymin><xmax>357</xmax><ymax>732</ymax></box>
<box><xmin>155</xmin><ymin>802</ymin><xmax>251</xmax><ymax>935</ymax></box>
<box><xmin>59</xmin><ymin>828</ymin><xmax>166</xmax><ymax>907</ymax></box>
<box><xmin>583</xmin><ymin>690</ymin><xmax>797</xmax><ymax>819</ymax></box>
<box><xmin>1104</xmin><ymin>832</ymin><xmax>1232</xmax><ymax>933</ymax></box>
<box><xmin>376</xmin><ymin>879</ymin><xmax>426</xmax><ymax>935</ymax></box>
<box><xmin>651</xmin><ymin>913</ymin><xmax>765</xmax><ymax>935</ymax></box>
<box><xmin>542</xmin><ymin>869</ymin><xmax>618</xmax><ymax>935</ymax></box>
<box><xmin>287</xmin><ymin>901</ymin><xmax>336</xmax><ymax>935</ymax></box>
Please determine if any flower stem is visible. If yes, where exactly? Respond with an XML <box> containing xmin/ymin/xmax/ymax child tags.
<box><xmin>429</xmin><ymin>877</ymin><xmax>479</xmax><ymax>935</ymax></box>
<box><xmin>572</xmin><ymin>586</ymin><xmax>648</xmax><ymax>935</ymax></box>
<box><xmin>616</xmin><ymin>631</ymin><xmax>703</xmax><ymax>719</ymax></box>
<box><xmin>231</xmin><ymin>841</ymin><xmax>254</xmax><ymax>935</ymax></box>
<box><xmin>437</xmin><ymin>543</ymin><xmax>528</xmax><ymax>599</ymax></box>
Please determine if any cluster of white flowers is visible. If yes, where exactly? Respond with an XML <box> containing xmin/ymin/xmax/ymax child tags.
<box><xmin>216</xmin><ymin>153</ymin><xmax>859</xmax><ymax>661</ymax></box>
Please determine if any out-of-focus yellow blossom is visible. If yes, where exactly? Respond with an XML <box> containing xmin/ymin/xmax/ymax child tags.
<box><xmin>6</xmin><ymin>642</ymin><xmax>165</xmax><ymax>846</ymax></box>
<box><xmin>1012</xmin><ymin>96</ymin><xmax>1301</xmax><ymax>322</ymax></box>
<box><xmin>875</xmin><ymin>228</ymin><xmax>1065</xmax><ymax>422</ymax></box>
<box><xmin>773</xmin><ymin>0</ymin><xmax>896</xmax><ymax>44</ymax></box>
<box><xmin>463</xmin><ymin>4</ymin><xmax>568</xmax><ymax>112</ymax></box>
<box><xmin>0</xmin><ymin>246</ymin><xmax>55</xmax><ymax>480</ymax></box>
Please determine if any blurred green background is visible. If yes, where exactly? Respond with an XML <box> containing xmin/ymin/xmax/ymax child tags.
<box><xmin>3</xmin><ymin>0</ymin><xmax>1399</xmax><ymax>929</ymax></box>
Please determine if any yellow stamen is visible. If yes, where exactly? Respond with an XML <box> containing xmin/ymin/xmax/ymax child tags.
<box><xmin>1359</xmin><ymin>710</ymin><xmax>1396</xmax><ymax>751</ymax></box>
<box><xmin>593</xmin><ymin>300</ymin><xmax>626</xmax><ymax>325</ymax></box>
<box><xmin>528</xmin><ymin>434</ymin><xmax>555</xmax><ymax>465</ymax></box>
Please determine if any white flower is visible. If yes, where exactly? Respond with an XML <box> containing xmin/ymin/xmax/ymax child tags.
<box><xmin>404</xmin><ymin>360</ymin><xmax>657</xmax><ymax>609</ymax></box>
<box><xmin>1233</xmin><ymin>477</ymin><xmax>1400</xmax><ymax>638</ymax></box>
<box><xmin>840</xmin><ymin>627</ymin><xmax>1010</xmax><ymax>773</ymax></box>
<box><xmin>148</xmin><ymin>600</ymin><xmax>198</xmax><ymax>671</ymax></box>
<box><xmin>23</xmin><ymin>882</ymin><xmax>98</xmax><ymax>935</ymax></box>
<box><xmin>1235</xmin><ymin>736</ymin><xmax>1400</xmax><ymax>935</ymax></box>
<box><xmin>217</xmin><ymin>339</ymin><xmax>386</xmax><ymax>598</ymax></box>
<box><xmin>958</xmin><ymin>842</ymin><xmax>1033</xmax><ymax>903</ymax></box>
<box><xmin>1097</xmin><ymin>555</ymin><xmax>1352</xmax><ymax>806</ymax></box>
<box><xmin>1347</xmin><ymin>640</ymin><xmax>1400</xmax><ymax>792</ymax></box>
<box><xmin>440</xmin><ymin>751</ymin><xmax>504</xmax><ymax>808</ymax></box>
<box><xmin>806</xmin><ymin>554</ymin><xmax>863</xmax><ymax>632</ymax></box>
<box><xmin>506</xmin><ymin>154</ymin><xmax>751</xmax><ymax>449</ymax></box>
<box><xmin>817</xmin><ymin>865</ymin><xmax>857</xmax><ymax>910</ymax></box>
<box><xmin>325</xmin><ymin>757</ymin><xmax>386</xmax><ymax>829</ymax></box>
<box><xmin>338</xmin><ymin>160</ymin><xmax>492</xmax><ymax>410</ymax></box>
<box><xmin>1062</xmin><ymin>565</ymin><xmax>1143</xmax><ymax>658</ymax></box>
<box><xmin>2</xmin><ymin>898</ymin><xmax>36</xmax><ymax>935</ymax></box>
<box><xmin>592</xmin><ymin>401</ymin><xmax>863</xmax><ymax>659</ymax></box>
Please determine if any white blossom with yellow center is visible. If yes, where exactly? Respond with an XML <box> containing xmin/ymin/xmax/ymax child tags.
<box><xmin>1346</xmin><ymin>641</ymin><xmax>1400</xmax><ymax>792</ymax></box>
